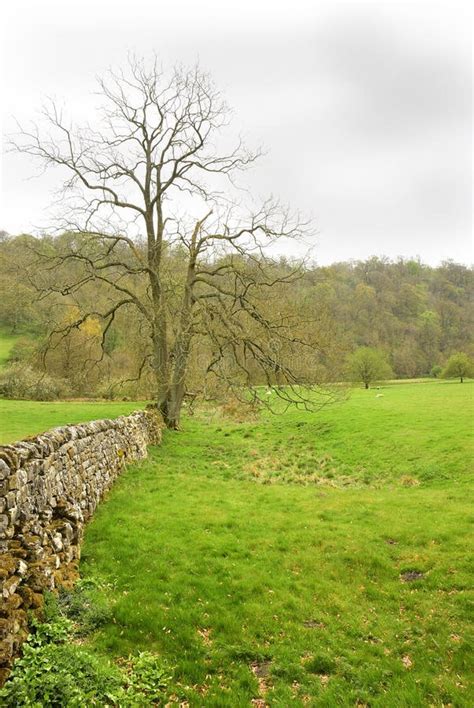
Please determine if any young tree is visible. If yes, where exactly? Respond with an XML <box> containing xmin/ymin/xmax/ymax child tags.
<box><xmin>347</xmin><ymin>347</ymin><xmax>393</xmax><ymax>389</ymax></box>
<box><xmin>10</xmin><ymin>57</ymin><xmax>338</xmax><ymax>428</ymax></box>
<box><xmin>441</xmin><ymin>352</ymin><xmax>474</xmax><ymax>383</ymax></box>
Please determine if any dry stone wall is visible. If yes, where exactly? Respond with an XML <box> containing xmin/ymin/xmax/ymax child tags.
<box><xmin>0</xmin><ymin>409</ymin><xmax>162</xmax><ymax>682</ymax></box>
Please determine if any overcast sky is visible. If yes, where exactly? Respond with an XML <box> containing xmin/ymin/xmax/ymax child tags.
<box><xmin>0</xmin><ymin>0</ymin><xmax>472</xmax><ymax>265</ymax></box>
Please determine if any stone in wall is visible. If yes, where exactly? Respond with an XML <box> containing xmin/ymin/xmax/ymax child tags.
<box><xmin>0</xmin><ymin>409</ymin><xmax>162</xmax><ymax>683</ymax></box>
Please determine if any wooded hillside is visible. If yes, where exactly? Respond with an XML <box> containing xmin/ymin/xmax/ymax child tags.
<box><xmin>0</xmin><ymin>232</ymin><xmax>472</xmax><ymax>398</ymax></box>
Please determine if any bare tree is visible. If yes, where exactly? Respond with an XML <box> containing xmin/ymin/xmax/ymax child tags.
<box><xmin>10</xmin><ymin>56</ymin><xmax>339</xmax><ymax>428</ymax></box>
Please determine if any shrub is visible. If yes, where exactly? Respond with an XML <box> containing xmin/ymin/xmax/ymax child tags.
<box><xmin>0</xmin><ymin>363</ymin><xmax>69</xmax><ymax>400</ymax></box>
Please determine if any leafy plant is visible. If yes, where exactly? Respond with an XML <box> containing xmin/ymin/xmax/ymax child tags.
<box><xmin>27</xmin><ymin>615</ymin><xmax>72</xmax><ymax>647</ymax></box>
<box><xmin>0</xmin><ymin>642</ymin><xmax>123</xmax><ymax>706</ymax></box>
<box><xmin>0</xmin><ymin>589</ymin><xmax>172</xmax><ymax>707</ymax></box>
<box><xmin>123</xmin><ymin>651</ymin><xmax>173</xmax><ymax>702</ymax></box>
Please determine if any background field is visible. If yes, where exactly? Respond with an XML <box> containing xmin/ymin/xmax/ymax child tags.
<box><xmin>0</xmin><ymin>399</ymin><xmax>144</xmax><ymax>444</ymax></box>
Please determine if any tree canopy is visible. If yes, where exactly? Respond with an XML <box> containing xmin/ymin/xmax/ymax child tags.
<box><xmin>8</xmin><ymin>57</ymin><xmax>341</xmax><ymax>427</ymax></box>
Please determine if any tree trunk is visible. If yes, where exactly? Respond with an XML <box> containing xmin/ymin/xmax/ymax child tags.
<box><xmin>146</xmin><ymin>205</ymin><xmax>171</xmax><ymax>421</ymax></box>
<box><xmin>152</xmin><ymin>327</ymin><xmax>169</xmax><ymax>420</ymax></box>
<box><xmin>165</xmin><ymin>325</ymin><xmax>192</xmax><ymax>429</ymax></box>
<box><xmin>166</xmin><ymin>355</ymin><xmax>188</xmax><ymax>429</ymax></box>
<box><xmin>162</xmin><ymin>220</ymin><xmax>200</xmax><ymax>429</ymax></box>
<box><xmin>365</xmin><ymin>382</ymin><xmax>369</xmax><ymax>389</ymax></box>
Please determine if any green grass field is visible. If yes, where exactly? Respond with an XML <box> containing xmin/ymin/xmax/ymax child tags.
<box><xmin>0</xmin><ymin>399</ymin><xmax>147</xmax><ymax>444</ymax></box>
<box><xmin>65</xmin><ymin>382</ymin><xmax>473</xmax><ymax>706</ymax></box>
<box><xmin>0</xmin><ymin>382</ymin><xmax>472</xmax><ymax>705</ymax></box>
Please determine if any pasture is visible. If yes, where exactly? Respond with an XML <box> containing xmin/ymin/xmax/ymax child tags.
<box><xmin>80</xmin><ymin>381</ymin><xmax>472</xmax><ymax>705</ymax></box>
<box><xmin>0</xmin><ymin>399</ymin><xmax>144</xmax><ymax>444</ymax></box>
<box><xmin>0</xmin><ymin>381</ymin><xmax>472</xmax><ymax>705</ymax></box>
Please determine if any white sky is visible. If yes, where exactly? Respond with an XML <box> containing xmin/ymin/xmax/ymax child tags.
<box><xmin>0</xmin><ymin>0</ymin><xmax>472</xmax><ymax>265</ymax></box>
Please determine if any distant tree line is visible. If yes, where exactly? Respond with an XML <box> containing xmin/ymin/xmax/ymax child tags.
<box><xmin>0</xmin><ymin>232</ymin><xmax>472</xmax><ymax>399</ymax></box>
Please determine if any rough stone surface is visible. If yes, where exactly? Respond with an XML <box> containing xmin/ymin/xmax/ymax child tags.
<box><xmin>0</xmin><ymin>409</ymin><xmax>162</xmax><ymax>683</ymax></box>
